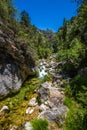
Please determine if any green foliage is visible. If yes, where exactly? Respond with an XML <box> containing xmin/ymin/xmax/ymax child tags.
<box><xmin>42</xmin><ymin>29</ymin><xmax>59</xmax><ymax>53</ymax></box>
<box><xmin>56</xmin><ymin>38</ymin><xmax>86</xmax><ymax>76</ymax></box>
<box><xmin>20</xmin><ymin>10</ymin><xmax>31</xmax><ymax>27</ymax></box>
<box><xmin>0</xmin><ymin>0</ymin><xmax>53</xmax><ymax>60</ymax></box>
<box><xmin>65</xmin><ymin>85</ymin><xmax>72</xmax><ymax>98</ymax></box>
<box><xmin>0</xmin><ymin>0</ymin><xmax>9</xmax><ymax>20</ymax></box>
<box><xmin>71</xmin><ymin>74</ymin><xmax>87</xmax><ymax>106</ymax></box>
<box><xmin>0</xmin><ymin>0</ymin><xmax>16</xmax><ymax>23</ymax></box>
<box><xmin>32</xmin><ymin>119</ymin><xmax>49</xmax><ymax>130</ymax></box>
<box><xmin>64</xmin><ymin>72</ymin><xmax>87</xmax><ymax>107</ymax></box>
<box><xmin>1</xmin><ymin>0</ymin><xmax>87</xmax><ymax>129</ymax></box>
<box><xmin>56</xmin><ymin>0</ymin><xmax>87</xmax><ymax>77</ymax></box>
<box><xmin>76</xmin><ymin>88</ymin><xmax>87</xmax><ymax>106</ymax></box>
<box><xmin>64</xmin><ymin>93</ymin><xmax>87</xmax><ymax>130</ymax></box>
<box><xmin>0</xmin><ymin>77</ymin><xmax>42</xmax><ymax>129</ymax></box>
<box><xmin>64</xmin><ymin>74</ymin><xmax>87</xmax><ymax>130</ymax></box>
<box><xmin>64</xmin><ymin>97</ymin><xmax>74</xmax><ymax>109</ymax></box>
<box><xmin>64</xmin><ymin>107</ymin><xmax>86</xmax><ymax>130</ymax></box>
<box><xmin>38</xmin><ymin>46</ymin><xmax>51</xmax><ymax>59</ymax></box>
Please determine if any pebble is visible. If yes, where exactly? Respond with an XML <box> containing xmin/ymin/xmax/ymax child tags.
<box><xmin>0</xmin><ymin>106</ymin><xmax>9</xmax><ymax>113</ymax></box>
<box><xmin>26</xmin><ymin>107</ymin><xmax>34</xmax><ymax>114</ymax></box>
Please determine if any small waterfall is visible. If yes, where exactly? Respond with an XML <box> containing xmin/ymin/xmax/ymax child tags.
<box><xmin>38</xmin><ymin>62</ymin><xmax>48</xmax><ymax>78</ymax></box>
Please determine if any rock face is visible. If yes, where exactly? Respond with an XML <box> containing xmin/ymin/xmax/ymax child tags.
<box><xmin>0</xmin><ymin>21</ymin><xmax>36</xmax><ymax>98</ymax></box>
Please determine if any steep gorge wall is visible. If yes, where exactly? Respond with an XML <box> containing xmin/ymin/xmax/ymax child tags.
<box><xmin>0</xmin><ymin>21</ymin><xmax>36</xmax><ymax>99</ymax></box>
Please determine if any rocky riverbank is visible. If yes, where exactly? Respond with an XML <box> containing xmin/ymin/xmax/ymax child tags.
<box><xmin>29</xmin><ymin>57</ymin><xmax>69</xmax><ymax>129</ymax></box>
<box><xmin>0</xmin><ymin>56</ymin><xmax>69</xmax><ymax>130</ymax></box>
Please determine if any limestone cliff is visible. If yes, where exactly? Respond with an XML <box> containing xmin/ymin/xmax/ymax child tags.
<box><xmin>0</xmin><ymin>21</ymin><xmax>36</xmax><ymax>99</ymax></box>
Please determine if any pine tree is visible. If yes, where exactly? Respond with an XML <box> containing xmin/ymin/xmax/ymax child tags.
<box><xmin>20</xmin><ymin>10</ymin><xmax>31</xmax><ymax>27</ymax></box>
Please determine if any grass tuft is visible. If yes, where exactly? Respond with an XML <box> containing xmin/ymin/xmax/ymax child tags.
<box><xmin>32</xmin><ymin>118</ymin><xmax>49</xmax><ymax>130</ymax></box>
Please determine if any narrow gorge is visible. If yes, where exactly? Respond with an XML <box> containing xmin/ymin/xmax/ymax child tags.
<box><xmin>0</xmin><ymin>0</ymin><xmax>87</xmax><ymax>129</ymax></box>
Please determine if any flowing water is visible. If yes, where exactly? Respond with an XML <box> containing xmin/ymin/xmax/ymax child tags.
<box><xmin>38</xmin><ymin>62</ymin><xmax>48</xmax><ymax>78</ymax></box>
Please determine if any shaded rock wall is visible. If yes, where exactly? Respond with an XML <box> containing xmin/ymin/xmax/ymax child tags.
<box><xmin>0</xmin><ymin>21</ymin><xmax>36</xmax><ymax>98</ymax></box>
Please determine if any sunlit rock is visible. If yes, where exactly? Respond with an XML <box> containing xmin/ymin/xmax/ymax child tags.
<box><xmin>0</xmin><ymin>105</ymin><xmax>9</xmax><ymax>113</ymax></box>
<box><xmin>28</xmin><ymin>97</ymin><xmax>38</xmax><ymax>107</ymax></box>
<box><xmin>39</xmin><ymin>104</ymin><xmax>49</xmax><ymax>111</ymax></box>
<box><xmin>25</xmin><ymin>122</ymin><xmax>32</xmax><ymax>130</ymax></box>
<box><xmin>26</xmin><ymin>107</ymin><xmax>34</xmax><ymax>114</ymax></box>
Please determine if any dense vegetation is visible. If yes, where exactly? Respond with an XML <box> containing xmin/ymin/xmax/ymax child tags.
<box><xmin>55</xmin><ymin>0</ymin><xmax>87</xmax><ymax>129</ymax></box>
<box><xmin>56</xmin><ymin>0</ymin><xmax>87</xmax><ymax>76</ymax></box>
<box><xmin>0</xmin><ymin>77</ymin><xmax>42</xmax><ymax>129</ymax></box>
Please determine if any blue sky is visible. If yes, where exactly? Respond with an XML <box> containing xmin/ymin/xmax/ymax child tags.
<box><xmin>14</xmin><ymin>0</ymin><xmax>77</xmax><ymax>32</ymax></box>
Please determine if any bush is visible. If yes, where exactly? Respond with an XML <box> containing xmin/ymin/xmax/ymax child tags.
<box><xmin>64</xmin><ymin>75</ymin><xmax>87</xmax><ymax>130</ymax></box>
<box><xmin>65</xmin><ymin>85</ymin><xmax>72</xmax><ymax>97</ymax></box>
<box><xmin>56</xmin><ymin>38</ymin><xmax>86</xmax><ymax>76</ymax></box>
<box><xmin>32</xmin><ymin>118</ymin><xmax>49</xmax><ymax>130</ymax></box>
<box><xmin>38</xmin><ymin>46</ymin><xmax>52</xmax><ymax>59</ymax></box>
<box><xmin>64</xmin><ymin>107</ymin><xmax>85</xmax><ymax>130</ymax></box>
<box><xmin>64</xmin><ymin>96</ymin><xmax>87</xmax><ymax>130</ymax></box>
<box><xmin>70</xmin><ymin>75</ymin><xmax>87</xmax><ymax>107</ymax></box>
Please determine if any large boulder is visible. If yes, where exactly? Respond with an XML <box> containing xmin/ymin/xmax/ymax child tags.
<box><xmin>37</xmin><ymin>82</ymin><xmax>51</xmax><ymax>102</ymax></box>
<box><xmin>0</xmin><ymin>22</ymin><xmax>36</xmax><ymax>99</ymax></box>
<box><xmin>38</xmin><ymin>105</ymin><xmax>68</xmax><ymax>127</ymax></box>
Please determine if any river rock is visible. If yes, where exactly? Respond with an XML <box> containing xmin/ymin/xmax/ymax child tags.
<box><xmin>43</xmin><ymin>61</ymin><xmax>47</xmax><ymax>65</ymax></box>
<box><xmin>38</xmin><ymin>105</ymin><xmax>68</xmax><ymax>126</ymax></box>
<box><xmin>39</xmin><ymin>104</ymin><xmax>49</xmax><ymax>111</ymax></box>
<box><xmin>37</xmin><ymin>87</ymin><xmax>50</xmax><ymax>102</ymax></box>
<box><xmin>53</xmin><ymin>74</ymin><xmax>62</xmax><ymax>82</ymax></box>
<box><xmin>28</xmin><ymin>97</ymin><xmax>38</xmax><ymax>107</ymax></box>
<box><xmin>10</xmin><ymin>125</ymin><xmax>18</xmax><ymax>130</ymax></box>
<box><xmin>49</xmin><ymin>88</ymin><xmax>64</xmax><ymax>106</ymax></box>
<box><xmin>26</xmin><ymin>107</ymin><xmax>34</xmax><ymax>114</ymax></box>
<box><xmin>49</xmin><ymin>68</ymin><xmax>55</xmax><ymax>73</ymax></box>
<box><xmin>37</xmin><ymin>82</ymin><xmax>51</xmax><ymax>102</ymax></box>
<box><xmin>44</xmin><ymin>100</ymin><xmax>54</xmax><ymax>108</ymax></box>
<box><xmin>41</xmin><ymin>82</ymin><xmax>52</xmax><ymax>88</ymax></box>
<box><xmin>25</xmin><ymin>122</ymin><xmax>32</xmax><ymax>130</ymax></box>
<box><xmin>52</xmin><ymin>82</ymin><xmax>58</xmax><ymax>88</ymax></box>
<box><xmin>56</xmin><ymin>79</ymin><xmax>61</xmax><ymax>84</ymax></box>
<box><xmin>0</xmin><ymin>105</ymin><xmax>9</xmax><ymax>113</ymax></box>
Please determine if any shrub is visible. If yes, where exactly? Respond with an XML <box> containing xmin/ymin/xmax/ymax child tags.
<box><xmin>64</xmin><ymin>107</ymin><xmax>86</xmax><ymax>130</ymax></box>
<box><xmin>56</xmin><ymin>38</ymin><xmax>86</xmax><ymax>76</ymax></box>
<box><xmin>65</xmin><ymin>85</ymin><xmax>72</xmax><ymax>97</ymax></box>
<box><xmin>32</xmin><ymin>118</ymin><xmax>49</xmax><ymax>130</ymax></box>
<box><xmin>71</xmin><ymin>75</ymin><xmax>87</xmax><ymax>107</ymax></box>
<box><xmin>38</xmin><ymin>46</ymin><xmax>52</xmax><ymax>59</ymax></box>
